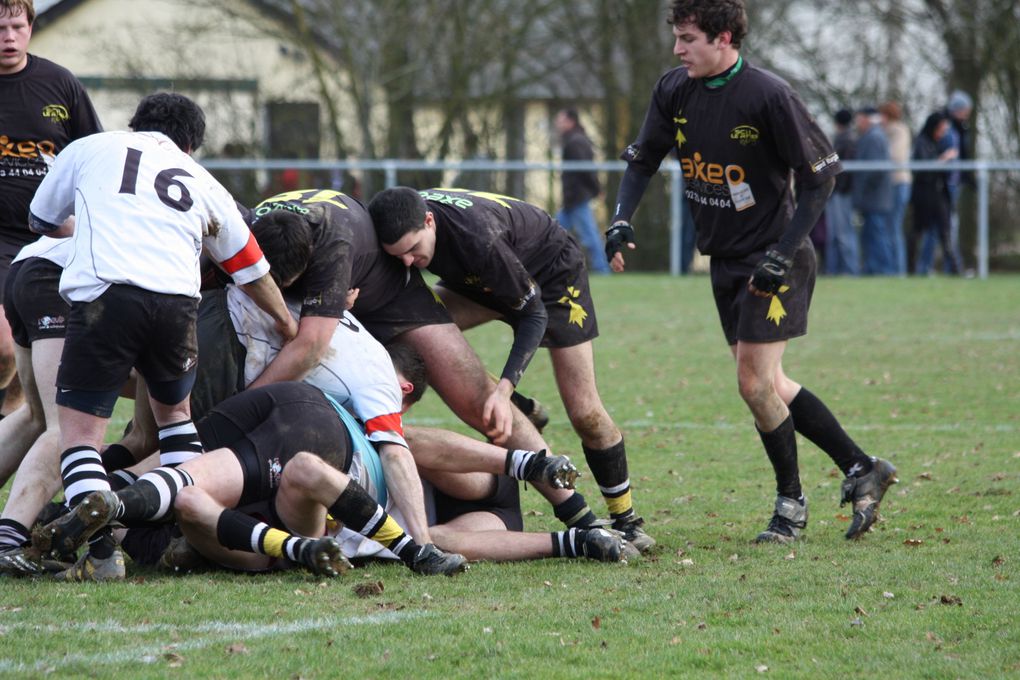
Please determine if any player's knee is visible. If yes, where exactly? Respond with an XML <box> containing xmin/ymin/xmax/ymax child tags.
<box><xmin>173</xmin><ymin>486</ymin><xmax>208</xmax><ymax>521</ymax></box>
<box><xmin>737</xmin><ymin>373</ymin><xmax>773</xmax><ymax>408</ymax></box>
<box><xmin>281</xmin><ymin>451</ymin><xmax>324</xmax><ymax>493</ymax></box>
<box><xmin>566</xmin><ymin>405</ymin><xmax>610</xmax><ymax>441</ymax></box>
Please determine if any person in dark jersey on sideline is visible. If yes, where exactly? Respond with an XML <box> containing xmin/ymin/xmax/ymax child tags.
<box><xmin>604</xmin><ymin>0</ymin><xmax>897</xmax><ymax>543</ymax></box>
<box><xmin>0</xmin><ymin>0</ymin><xmax>102</xmax><ymax>415</ymax></box>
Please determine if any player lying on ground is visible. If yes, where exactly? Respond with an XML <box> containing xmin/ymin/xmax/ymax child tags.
<box><xmin>32</xmin><ymin>382</ymin><xmax>468</xmax><ymax>580</ymax></box>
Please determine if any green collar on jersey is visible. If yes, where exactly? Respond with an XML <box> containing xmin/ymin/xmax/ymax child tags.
<box><xmin>704</xmin><ymin>55</ymin><xmax>744</xmax><ymax>89</ymax></box>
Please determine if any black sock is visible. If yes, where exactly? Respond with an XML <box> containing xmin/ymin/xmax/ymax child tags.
<box><xmin>582</xmin><ymin>439</ymin><xmax>633</xmax><ymax>521</ymax></box>
<box><xmin>216</xmin><ymin>510</ymin><xmax>311</xmax><ymax>561</ymax></box>
<box><xmin>109</xmin><ymin>470</ymin><xmax>139</xmax><ymax>491</ymax></box>
<box><xmin>788</xmin><ymin>388</ymin><xmax>873</xmax><ymax>476</ymax></box>
<box><xmin>101</xmin><ymin>444</ymin><xmax>136</xmax><ymax>473</ymax></box>
<box><xmin>552</xmin><ymin>492</ymin><xmax>597</xmax><ymax>528</ymax></box>
<box><xmin>88</xmin><ymin>529</ymin><xmax>117</xmax><ymax>560</ymax></box>
<box><xmin>550</xmin><ymin>528</ymin><xmax>585</xmax><ymax>558</ymax></box>
<box><xmin>509</xmin><ymin>391</ymin><xmax>535</xmax><ymax>415</ymax></box>
<box><xmin>117</xmin><ymin>467</ymin><xmax>194</xmax><ymax>521</ymax></box>
<box><xmin>329</xmin><ymin>482</ymin><xmax>419</xmax><ymax>565</ymax></box>
<box><xmin>758</xmin><ymin>415</ymin><xmax>801</xmax><ymax>499</ymax></box>
<box><xmin>0</xmin><ymin>518</ymin><xmax>30</xmax><ymax>548</ymax></box>
<box><xmin>504</xmin><ymin>449</ymin><xmax>541</xmax><ymax>480</ymax></box>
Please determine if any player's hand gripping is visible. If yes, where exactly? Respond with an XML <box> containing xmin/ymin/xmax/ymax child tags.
<box><xmin>604</xmin><ymin>221</ymin><xmax>636</xmax><ymax>273</ymax></box>
<box><xmin>748</xmin><ymin>249</ymin><xmax>793</xmax><ymax>297</ymax></box>
<box><xmin>483</xmin><ymin>379</ymin><xmax>515</xmax><ymax>445</ymax></box>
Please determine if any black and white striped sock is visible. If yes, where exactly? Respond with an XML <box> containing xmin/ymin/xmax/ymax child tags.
<box><xmin>60</xmin><ymin>446</ymin><xmax>112</xmax><ymax>507</ymax></box>
<box><xmin>116</xmin><ymin>467</ymin><xmax>195</xmax><ymax>521</ymax></box>
<box><xmin>0</xmin><ymin>518</ymin><xmax>30</xmax><ymax>549</ymax></box>
<box><xmin>158</xmin><ymin>420</ymin><xmax>203</xmax><ymax>467</ymax></box>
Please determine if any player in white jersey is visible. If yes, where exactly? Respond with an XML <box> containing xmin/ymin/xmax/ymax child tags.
<box><xmin>27</xmin><ymin>93</ymin><xmax>295</xmax><ymax>581</ymax></box>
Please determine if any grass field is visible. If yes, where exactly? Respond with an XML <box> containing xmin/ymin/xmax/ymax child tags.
<box><xmin>1</xmin><ymin>274</ymin><xmax>1018</xmax><ymax>678</ymax></box>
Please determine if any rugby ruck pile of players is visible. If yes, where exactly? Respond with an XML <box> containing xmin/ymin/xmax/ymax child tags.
<box><xmin>0</xmin><ymin>0</ymin><xmax>896</xmax><ymax>583</ymax></box>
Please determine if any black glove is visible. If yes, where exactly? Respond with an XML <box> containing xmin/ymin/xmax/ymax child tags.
<box><xmin>749</xmin><ymin>249</ymin><xmax>793</xmax><ymax>294</ymax></box>
<box><xmin>605</xmin><ymin>221</ymin><xmax>635</xmax><ymax>262</ymax></box>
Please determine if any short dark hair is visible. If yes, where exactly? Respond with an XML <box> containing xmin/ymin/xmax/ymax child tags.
<box><xmin>129</xmin><ymin>92</ymin><xmax>206</xmax><ymax>153</ymax></box>
<box><xmin>668</xmin><ymin>0</ymin><xmax>748</xmax><ymax>49</ymax></box>
<box><xmin>367</xmin><ymin>187</ymin><xmax>427</xmax><ymax>246</ymax></box>
<box><xmin>559</xmin><ymin>108</ymin><xmax>580</xmax><ymax>125</ymax></box>
<box><xmin>1</xmin><ymin>1</ymin><xmax>35</xmax><ymax>24</ymax></box>
<box><xmin>250</xmin><ymin>210</ymin><xmax>312</xmax><ymax>287</ymax></box>
<box><xmin>386</xmin><ymin>342</ymin><xmax>428</xmax><ymax>407</ymax></box>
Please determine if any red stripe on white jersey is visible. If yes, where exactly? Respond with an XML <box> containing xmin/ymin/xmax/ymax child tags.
<box><xmin>365</xmin><ymin>413</ymin><xmax>404</xmax><ymax>437</ymax></box>
<box><xmin>219</xmin><ymin>232</ymin><xmax>264</xmax><ymax>275</ymax></box>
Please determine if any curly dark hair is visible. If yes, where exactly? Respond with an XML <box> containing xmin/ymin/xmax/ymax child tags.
<box><xmin>668</xmin><ymin>0</ymin><xmax>748</xmax><ymax>48</ymax></box>
<box><xmin>367</xmin><ymin>187</ymin><xmax>427</xmax><ymax>246</ymax></box>
<box><xmin>128</xmin><ymin>92</ymin><xmax>206</xmax><ymax>153</ymax></box>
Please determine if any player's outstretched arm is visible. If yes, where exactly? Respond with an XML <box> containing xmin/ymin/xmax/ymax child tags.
<box><xmin>248</xmin><ymin>315</ymin><xmax>337</xmax><ymax>389</ymax></box>
<box><xmin>377</xmin><ymin>442</ymin><xmax>432</xmax><ymax>544</ymax></box>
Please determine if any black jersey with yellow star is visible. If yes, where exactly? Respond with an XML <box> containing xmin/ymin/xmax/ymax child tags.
<box><xmin>623</xmin><ymin>62</ymin><xmax>841</xmax><ymax>259</ymax></box>
<box><xmin>422</xmin><ymin>188</ymin><xmax>574</xmax><ymax>384</ymax></box>
<box><xmin>252</xmin><ymin>189</ymin><xmax>409</xmax><ymax>320</ymax></box>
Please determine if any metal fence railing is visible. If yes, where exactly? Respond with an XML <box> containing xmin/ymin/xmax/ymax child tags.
<box><xmin>200</xmin><ymin>158</ymin><xmax>1020</xmax><ymax>279</ymax></box>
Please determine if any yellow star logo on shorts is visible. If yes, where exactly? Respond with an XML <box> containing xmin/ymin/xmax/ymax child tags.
<box><xmin>558</xmin><ymin>286</ymin><xmax>588</xmax><ymax>328</ymax></box>
<box><xmin>765</xmin><ymin>285</ymin><xmax>791</xmax><ymax>326</ymax></box>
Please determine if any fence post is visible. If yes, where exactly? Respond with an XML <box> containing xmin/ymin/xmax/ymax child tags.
<box><xmin>384</xmin><ymin>161</ymin><xmax>398</xmax><ymax>189</ymax></box>
<box><xmin>669</xmin><ymin>166</ymin><xmax>682</xmax><ymax>276</ymax></box>
<box><xmin>977</xmin><ymin>163</ymin><xmax>989</xmax><ymax>280</ymax></box>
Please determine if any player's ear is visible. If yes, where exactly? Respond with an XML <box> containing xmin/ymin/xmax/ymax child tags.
<box><xmin>400</xmin><ymin>380</ymin><xmax>414</xmax><ymax>396</ymax></box>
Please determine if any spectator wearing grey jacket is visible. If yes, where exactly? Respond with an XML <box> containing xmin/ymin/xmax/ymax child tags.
<box><xmin>852</xmin><ymin>107</ymin><xmax>895</xmax><ymax>275</ymax></box>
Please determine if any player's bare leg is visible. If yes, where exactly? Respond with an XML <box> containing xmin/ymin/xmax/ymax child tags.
<box><xmin>734</xmin><ymin>340</ymin><xmax>807</xmax><ymax>543</ymax></box>
<box><xmin>0</xmin><ymin>309</ymin><xmax>23</xmax><ymax>416</ymax></box>
<box><xmin>550</xmin><ymin>342</ymin><xmax>654</xmax><ymax>550</ymax></box>
<box><xmin>0</xmin><ymin>342</ymin><xmax>65</xmax><ymax>575</ymax></box>
<box><xmin>274</xmin><ymin>452</ymin><xmax>465</xmax><ymax>576</ymax></box>
<box><xmin>406</xmin><ymin>426</ymin><xmax>577</xmax><ymax>490</ymax></box>
<box><xmin>434</xmin><ymin>285</ymin><xmax>551</xmax><ymax>431</ymax></box>
<box><xmin>398</xmin><ymin>322</ymin><xmax>545</xmax><ymax>449</ymax></box>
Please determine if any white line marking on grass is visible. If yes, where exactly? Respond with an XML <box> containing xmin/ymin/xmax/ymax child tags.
<box><xmin>409</xmin><ymin>416</ymin><xmax>1018</xmax><ymax>433</ymax></box>
<box><xmin>0</xmin><ymin>610</ymin><xmax>426</xmax><ymax>674</ymax></box>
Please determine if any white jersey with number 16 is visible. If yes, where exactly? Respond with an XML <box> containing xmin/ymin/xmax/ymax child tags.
<box><xmin>29</xmin><ymin>130</ymin><xmax>268</xmax><ymax>303</ymax></box>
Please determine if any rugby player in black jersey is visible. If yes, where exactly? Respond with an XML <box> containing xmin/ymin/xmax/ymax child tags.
<box><xmin>605</xmin><ymin>0</ymin><xmax>897</xmax><ymax>543</ymax></box>
<box><xmin>0</xmin><ymin>0</ymin><xmax>101</xmax><ymax>417</ymax></box>
<box><xmin>368</xmin><ymin>187</ymin><xmax>654</xmax><ymax>552</ymax></box>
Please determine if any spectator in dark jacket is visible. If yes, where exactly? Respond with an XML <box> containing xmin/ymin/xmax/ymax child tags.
<box><xmin>910</xmin><ymin>110</ymin><xmax>959</xmax><ymax>275</ymax></box>
<box><xmin>825</xmin><ymin>109</ymin><xmax>859</xmax><ymax>275</ymax></box>
<box><xmin>555</xmin><ymin>109</ymin><xmax>609</xmax><ymax>274</ymax></box>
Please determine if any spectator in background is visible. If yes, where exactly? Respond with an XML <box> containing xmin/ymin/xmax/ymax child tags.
<box><xmin>826</xmin><ymin>109</ymin><xmax>859</xmax><ymax>275</ymax></box>
<box><xmin>0</xmin><ymin>0</ymin><xmax>102</xmax><ymax>417</ymax></box>
<box><xmin>910</xmin><ymin>110</ymin><xmax>959</xmax><ymax>275</ymax></box>
<box><xmin>852</xmin><ymin>106</ymin><xmax>894</xmax><ymax>275</ymax></box>
<box><xmin>929</xmin><ymin>90</ymin><xmax>972</xmax><ymax>274</ymax></box>
<box><xmin>879</xmin><ymin>101</ymin><xmax>911</xmax><ymax>276</ymax></box>
<box><xmin>554</xmin><ymin>108</ymin><xmax>610</xmax><ymax>275</ymax></box>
